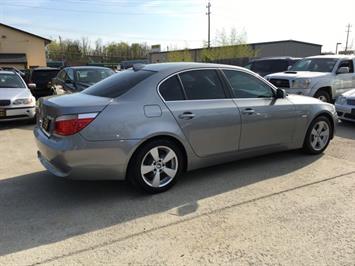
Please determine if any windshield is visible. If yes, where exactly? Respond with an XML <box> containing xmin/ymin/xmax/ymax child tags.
<box><xmin>289</xmin><ymin>58</ymin><xmax>338</xmax><ymax>72</ymax></box>
<box><xmin>0</xmin><ymin>73</ymin><xmax>26</xmax><ymax>88</ymax></box>
<box><xmin>75</xmin><ymin>68</ymin><xmax>114</xmax><ymax>85</ymax></box>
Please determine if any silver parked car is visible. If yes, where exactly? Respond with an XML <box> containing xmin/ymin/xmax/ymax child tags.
<box><xmin>34</xmin><ymin>63</ymin><xmax>337</xmax><ymax>193</ymax></box>
<box><xmin>335</xmin><ymin>89</ymin><xmax>355</xmax><ymax>122</ymax></box>
<box><xmin>0</xmin><ymin>70</ymin><xmax>36</xmax><ymax>122</ymax></box>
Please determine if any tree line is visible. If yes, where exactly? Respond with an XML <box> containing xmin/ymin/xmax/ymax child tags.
<box><xmin>47</xmin><ymin>37</ymin><xmax>150</xmax><ymax>65</ymax></box>
<box><xmin>47</xmin><ymin>29</ymin><xmax>256</xmax><ymax>65</ymax></box>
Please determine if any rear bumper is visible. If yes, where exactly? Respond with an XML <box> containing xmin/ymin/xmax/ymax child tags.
<box><xmin>34</xmin><ymin>126</ymin><xmax>141</xmax><ymax>180</ymax></box>
<box><xmin>0</xmin><ymin>106</ymin><xmax>35</xmax><ymax>122</ymax></box>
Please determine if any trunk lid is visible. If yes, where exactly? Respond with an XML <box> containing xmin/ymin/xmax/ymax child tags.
<box><xmin>38</xmin><ymin>93</ymin><xmax>112</xmax><ymax>136</ymax></box>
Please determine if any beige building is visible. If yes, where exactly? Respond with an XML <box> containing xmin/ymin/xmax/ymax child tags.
<box><xmin>0</xmin><ymin>23</ymin><xmax>51</xmax><ymax>69</ymax></box>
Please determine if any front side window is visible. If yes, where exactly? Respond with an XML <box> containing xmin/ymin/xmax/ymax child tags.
<box><xmin>0</xmin><ymin>73</ymin><xmax>25</xmax><ymax>88</ymax></box>
<box><xmin>66</xmin><ymin>68</ymin><xmax>74</xmax><ymax>80</ymax></box>
<box><xmin>57</xmin><ymin>70</ymin><xmax>66</xmax><ymax>81</ymax></box>
<box><xmin>223</xmin><ymin>70</ymin><xmax>274</xmax><ymax>98</ymax></box>
<box><xmin>159</xmin><ymin>75</ymin><xmax>185</xmax><ymax>101</ymax></box>
<box><xmin>179</xmin><ymin>70</ymin><xmax>226</xmax><ymax>100</ymax></box>
<box><xmin>338</xmin><ymin>60</ymin><xmax>354</xmax><ymax>73</ymax></box>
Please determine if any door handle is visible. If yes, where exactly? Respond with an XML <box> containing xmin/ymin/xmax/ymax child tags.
<box><xmin>242</xmin><ymin>108</ymin><xmax>255</xmax><ymax>115</ymax></box>
<box><xmin>178</xmin><ymin>112</ymin><xmax>195</xmax><ymax>120</ymax></box>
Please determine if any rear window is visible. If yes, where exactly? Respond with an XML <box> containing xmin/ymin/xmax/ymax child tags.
<box><xmin>83</xmin><ymin>69</ymin><xmax>156</xmax><ymax>98</ymax></box>
<box><xmin>32</xmin><ymin>70</ymin><xmax>59</xmax><ymax>83</ymax></box>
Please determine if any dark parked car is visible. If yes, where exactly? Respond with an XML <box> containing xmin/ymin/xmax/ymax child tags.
<box><xmin>244</xmin><ymin>57</ymin><xmax>301</xmax><ymax>77</ymax></box>
<box><xmin>52</xmin><ymin>66</ymin><xmax>115</xmax><ymax>95</ymax></box>
<box><xmin>25</xmin><ymin>67</ymin><xmax>60</xmax><ymax>98</ymax></box>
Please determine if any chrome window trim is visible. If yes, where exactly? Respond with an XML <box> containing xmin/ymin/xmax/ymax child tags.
<box><xmin>220</xmin><ymin>68</ymin><xmax>278</xmax><ymax>99</ymax></box>
<box><xmin>157</xmin><ymin>67</ymin><xmax>230</xmax><ymax>103</ymax></box>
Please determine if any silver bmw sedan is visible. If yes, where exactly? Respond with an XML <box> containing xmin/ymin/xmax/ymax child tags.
<box><xmin>34</xmin><ymin>63</ymin><xmax>337</xmax><ymax>193</ymax></box>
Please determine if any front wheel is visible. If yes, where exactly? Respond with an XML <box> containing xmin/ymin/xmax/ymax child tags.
<box><xmin>127</xmin><ymin>139</ymin><xmax>184</xmax><ymax>193</ymax></box>
<box><xmin>314</xmin><ymin>90</ymin><xmax>331</xmax><ymax>103</ymax></box>
<box><xmin>303</xmin><ymin>116</ymin><xmax>332</xmax><ymax>154</ymax></box>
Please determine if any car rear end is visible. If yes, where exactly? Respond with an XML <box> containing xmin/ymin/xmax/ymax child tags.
<box><xmin>29</xmin><ymin>68</ymin><xmax>60</xmax><ymax>98</ymax></box>
<box><xmin>34</xmin><ymin>93</ymin><xmax>137</xmax><ymax>179</ymax></box>
<box><xmin>34</xmin><ymin>68</ymin><xmax>156</xmax><ymax>180</ymax></box>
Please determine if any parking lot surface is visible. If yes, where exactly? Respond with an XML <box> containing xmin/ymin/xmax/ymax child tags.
<box><xmin>0</xmin><ymin>121</ymin><xmax>354</xmax><ymax>265</ymax></box>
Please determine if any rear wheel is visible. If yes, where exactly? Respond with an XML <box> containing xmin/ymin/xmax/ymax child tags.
<box><xmin>127</xmin><ymin>139</ymin><xmax>184</xmax><ymax>193</ymax></box>
<box><xmin>314</xmin><ymin>90</ymin><xmax>331</xmax><ymax>103</ymax></box>
<box><xmin>303</xmin><ymin>116</ymin><xmax>332</xmax><ymax>154</ymax></box>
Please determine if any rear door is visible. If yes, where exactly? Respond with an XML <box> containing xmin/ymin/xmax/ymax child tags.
<box><xmin>160</xmin><ymin>69</ymin><xmax>241</xmax><ymax>157</ymax></box>
<box><xmin>222</xmin><ymin>69</ymin><xmax>297</xmax><ymax>150</ymax></box>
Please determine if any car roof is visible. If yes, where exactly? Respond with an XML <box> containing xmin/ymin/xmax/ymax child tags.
<box><xmin>32</xmin><ymin>67</ymin><xmax>60</xmax><ymax>71</ymax></box>
<box><xmin>143</xmin><ymin>62</ymin><xmax>244</xmax><ymax>73</ymax></box>
<box><xmin>249</xmin><ymin>57</ymin><xmax>302</xmax><ymax>62</ymax></box>
<box><xmin>65</xmin><ymin>66</ymin><xmax>112</xmax><ymax>70</ymax></box>
<box><xmin>0</xmin><ymin>70</ymin><xmax>19</xmax><ymax>75</ymax></box>
<box><xmin>305</xmin><ymin>55</ymin><xmax>355</xmax><ymax>60</ymax></box>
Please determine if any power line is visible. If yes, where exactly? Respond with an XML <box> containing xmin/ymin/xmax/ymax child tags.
<box><xmin>2</xmin><ymin>3</ymin><xmax>201</xmax><ymax>16</ymax></box>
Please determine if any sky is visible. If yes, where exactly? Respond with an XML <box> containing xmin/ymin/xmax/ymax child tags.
<box><xmin>1</xmin><ymin>0</ymin><xmax>354</xmax><ymax>53</ymax></box>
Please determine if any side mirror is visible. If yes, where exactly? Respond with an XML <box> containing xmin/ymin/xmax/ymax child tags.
<box><xmin>287</xmin><ymin>65</ymin><xmax>292</xmax><ymax>70</ymax></box>
<box><xmin>65</xmin><ymin>79</ymin><xmax>72</xmax><ymax>84</ymax></box>
<box><xmin>28</xmin><ymin>83</ymin><xmax>36</xmax><ymax>89</ymax></box>
<box><xmin>337</xmin><ymin>67</ymin><xmax>350</xmax><ymax>74</ymax></box>
<box><xmin>276</xmin><ymin>88</ymin><xmax>286</xmax><ymax>99</ymax></box>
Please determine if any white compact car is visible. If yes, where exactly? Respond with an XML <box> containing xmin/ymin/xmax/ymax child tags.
<box><xmin>0</xmin><ymin>70</ymin><xmax>36</xmax><ymax>121</ymax></box>
<box><xmin>335</xmin><ymin>89</ymin><xmax>355</xmax><ymax>122</ymax></box>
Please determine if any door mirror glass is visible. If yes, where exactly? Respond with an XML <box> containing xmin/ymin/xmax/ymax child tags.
<box><xmin>276</xmin><ymin>88</ymin><xmax>286</xmax><ymax>99</ymax></box>
<box><xmin>337</xmin><ymin>67</ymin><xmax>350</xmax><ymax>74</ymax></box>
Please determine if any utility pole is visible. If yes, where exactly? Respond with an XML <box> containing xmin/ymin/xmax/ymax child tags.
<box><xmin>345</xmin><ymin>23</ymin><xmax>352</xmax><ymax>52</ymax></box>
<box><xmin>206</xmin><ymin>1</ymin><xmax>211</xmax><ymax>48</ymax></box>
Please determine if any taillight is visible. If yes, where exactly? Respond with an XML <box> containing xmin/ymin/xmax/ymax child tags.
<box><xmin>54</xmin><ymin>113</ymin><xmax>98</xmax><ymax>136</ymax></box>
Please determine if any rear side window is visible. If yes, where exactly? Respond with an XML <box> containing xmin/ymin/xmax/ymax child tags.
<box><xmin>179</xmin><ymin>70</ymin><xmax>226</xmax><ymax>100</ymax></box>
<box><xmin>32</xmin><ymin>70</ymin><xmax>59</xmax><ymax>83</ymax></box>
<box><xmin>159</xmin><ymin>75</ymin><xmax>185</xmax><ymax>101</ymax></box>
<box><xmin>83</xmin><ymin>69</ymin><xmax>155</xmax><ymax>98</ymax></box>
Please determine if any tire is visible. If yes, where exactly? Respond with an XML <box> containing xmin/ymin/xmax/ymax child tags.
<box><xmin>127</xmin><ymin>139</ymin><xmax>184</xmax><ymax>193</ymax></box>
<box><xmin>314</xmin><ymin>90</ymin><xmax>331</xmax><ymax>103</ymax></box>
<box><xmin>303</xmin><ymin>116</ymin><xmax>332</xmax><ymax>154</ymax></box>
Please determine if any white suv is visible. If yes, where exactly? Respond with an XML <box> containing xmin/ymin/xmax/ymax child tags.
<box><xmin>265</xmin><ymin>55</ymin><xmax>355</xmax><ymax>102</ymax></box>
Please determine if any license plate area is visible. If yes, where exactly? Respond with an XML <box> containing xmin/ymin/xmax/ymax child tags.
<box><xmin>0</xmin><ymin>109</ymin><xmax>6</xmax><ymax>117</ymax></box>
<box><xmin>41</xmin><ymin>117</ymin><xmax>51</xmax><ymax>133</ymax></box>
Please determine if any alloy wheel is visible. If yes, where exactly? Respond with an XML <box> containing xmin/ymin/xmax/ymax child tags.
<box><xmin>140</xmin><ymin>146</ymin><xmax>178</xmax><ymax>188</ymax></box>
<box><xmin>310</xmin><ymin>121</ymin><xmax>330</xmax><ymax>151</ymax></box>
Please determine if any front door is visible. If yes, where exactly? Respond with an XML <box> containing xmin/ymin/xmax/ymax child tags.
<box><xmin>160</xmin><ymin>70</ymin><xmax>241</xmax><ymax>157</ymax></box>
<box><xmin>333</xmin><ymin>59</ymin><xmax>355</xmax><ymax>96</ymax></box>
<box><xmin>222</xmin><ymin>69</ymin><xmax>297</xmax><ymax>150</ymax></box>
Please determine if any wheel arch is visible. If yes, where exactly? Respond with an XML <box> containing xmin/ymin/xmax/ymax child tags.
<box><xmin>305</xmin><ymin>111</ymin><xmax>335</xmax><ymax>142</ymax></box>
<box><xmin>313</xmin><ymin>86</ymin><xmax>333</xmax><ymax>100</ymax></box>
